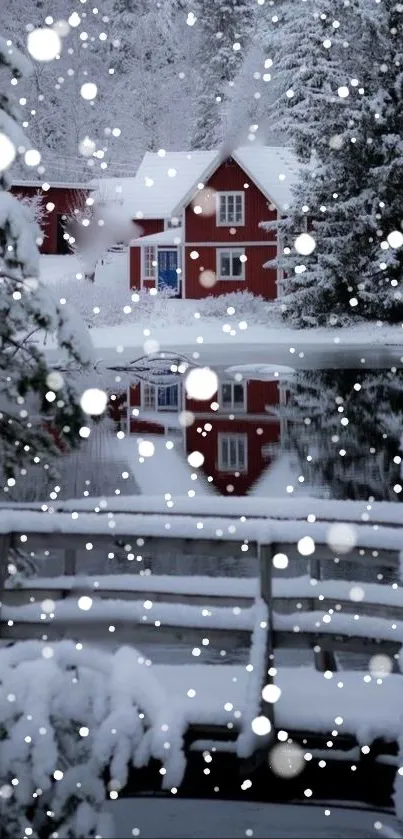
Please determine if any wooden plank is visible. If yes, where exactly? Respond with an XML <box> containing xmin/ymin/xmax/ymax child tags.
<box><xmin>273</xmin><ymin>596</ymin><xmax>403</xmax><ymax>620</ymax></box>
<box><xmin>0</xmin><ymin>619</ymin><xmax>252</xmax><ymax>650</ymax></box>
<box><xmin>10</xmin><ymin>532</ymin><xmax>257</xmax><ymax>560</ymax></box>
<box><xmin>274</xmin><ymin>542</ymin><xmax>399</xmax><ymax>569</ymax></box>
<box><xmin>273</xmin><ymin>629</ymin><xmax>401</xmax><ymax>658</ymax></box>
<box><xmin>2</xmin><ymin>587</ymin><xmax>254</xmax><ymax>609</ymax></box>
<box><xmin>0</xmin><ymin>534</ymin><xmax>11</xmax><ymax>592</ymax></box>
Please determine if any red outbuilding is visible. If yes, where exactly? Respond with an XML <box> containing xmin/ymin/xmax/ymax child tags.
<box><xmin>10</xmin><ymin>181</ymin><xmax>90</xmax><ymax>254</ymax></box>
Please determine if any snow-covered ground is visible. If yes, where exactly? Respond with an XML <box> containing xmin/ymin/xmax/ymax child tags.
<box><xmin>116</xmin><ymin>434</ymin><xmax>213</xmax><ymax>497</ymax></box>
<box><xmin>107</xmin><ymin>799</ymin><xmax>401</xmax><ymax>839</ymax></box>
<box><xmin>38</xmin><ymin>256</ymin><xmax>403</xmax><ymax>372</ymax></box>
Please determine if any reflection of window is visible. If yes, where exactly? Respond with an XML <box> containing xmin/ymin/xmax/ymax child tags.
<box><xmin>142</xmin><ymin>246</ymin><xmax>156</xmax><ymax>278</ymax></box>
<box><xmin>142</xmin><ymin>383</ymin><xmax>179</xmax><ymax>411</ymax></box>
<box><xmin>218</xmin><ymin>433</ymin><xmax>247</xmax><ymax>471</ymax></box>
<box><xmin>219</xmin><ymin>382</ymin><xmax>245</xmax><ymax>411</ymax></box>
<box><xmin>217</xmin><ymin>249</ymin><xmax>245</xmax><ymax>280</ymax></box>
<box><xmin>157</xmin><ymin>384</ymin><xmax>179</xmax><ymax>409</ymax></box>
<box><xmin>217</xmin><ymin>192</ymin><xmax>245</xmax><ymax>226</ymax></box>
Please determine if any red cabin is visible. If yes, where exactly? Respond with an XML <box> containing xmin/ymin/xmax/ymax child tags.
<box><xmin>102</xmin><ymin>146</ymin><xmax>298</xmax><ymax>301</ymax></box>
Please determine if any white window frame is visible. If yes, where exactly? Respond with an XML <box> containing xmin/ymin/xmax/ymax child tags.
<box><xmin>216</xmin><ymin>191</ymin><xmax>245</xmax><ymax>226</ymax></box>
<box><xmin>217</xmin><ymin>433</ymin><xmax>248</xmax><ymax>472</ymax></box>
<box><xmin>216</xmin><ymin>248</ymin><xmax>246</xmax><ymax>281</ymax></box>
<box><xmin>141</xmin><ymin>245</ymin><xmax>157</xmax><ymax>280</ymax></box>
<box><xmin>219</xmin><ymin>381</ymin><xmax>246</xmax><ymax>412</ymax></box>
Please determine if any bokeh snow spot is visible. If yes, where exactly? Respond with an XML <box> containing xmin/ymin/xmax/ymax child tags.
<box><xmin>294</xmin><ymin>233</ymin><xmax>316</xmax><ymax>256</ymax></box>
<box><xmin>185</xmin><ymin>367</ymin><xmax>218</xmax><ymax>401</ymax></box>
<box><xmin>80</xmin><ymin>82</ymin><xmax>98</xmax><ymax>100</ymax></box>
<box><xmin>78</xmin><ymin>596</ymin><xmax>93</xmax><ymax>611</ymax></box>
<box><xmin>387</xmin><ymin>231</ymin><xmax>403</xmax><ymax>249</ymax></box>
<box><xmin>46</xmin><ymin>371</ymin><xmax>64</xmax><ymax>391</ymax></box>
<box><xmin>262</xmin><ymin>684</ymin><xmax>282</xmax><ymax>703</ymax></box>
<box><xmin>369</xmin><ymin>654</ymin><xmax>393</xmax><ymax>677</ymax></box>
<box><xmin>273</xmin><ymin>553</ymin><xmax>288</xmax><ymax>570</ymax></box>
<box><xmin>187</xmin><ymin>451</ymin><xmax>204</xmax><ymax>468</ymax></box>
<box><xmin>27</xmin><ymin>28</ymin><xmax>62</xmax><ymax>61</ymax></box>
<box><xmin>269</xmin><ymin>742</ymin><xmax>304</xmax><ymax>778</ymax></box>
<box><xmin>138</xmin><ymin>440</ymin><xmax>155</xmax><ymax>458</ymax></box>
<box><xmin>297</xmin><ymin>536</ymin><xmax>315</xmax><ymax>556</ymax></box>
<box><xmin>251</xmin><ymin>716</ymin><xmax>271</xmax><ymax>735</ymax></box>
<box><xmin>327</xmin><ymin>522</ymin><xmax>357</xmax><ymax>554</ymax></box>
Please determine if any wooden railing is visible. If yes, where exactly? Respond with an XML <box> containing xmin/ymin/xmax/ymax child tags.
<box><xmin>0</xmin><ymin>510</ymin><xmax>402</xmax><ymax>763</ymax></box>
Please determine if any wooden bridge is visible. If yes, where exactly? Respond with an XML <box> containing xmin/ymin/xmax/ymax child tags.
<box><xmin>1</xmin><ymin>502</ymin><xmax>403</xmax><ymax>810</ymax></box>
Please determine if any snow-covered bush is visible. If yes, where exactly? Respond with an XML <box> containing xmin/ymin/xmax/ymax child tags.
<box><xmin>0</xmin><ymin>641</ymin><xmax>178</xmax><ymax>839</ymax></box>
<box><xmin>198</xmin><ymin>290</ymin><xmax>274</xmax><ymax>323</ymax></box>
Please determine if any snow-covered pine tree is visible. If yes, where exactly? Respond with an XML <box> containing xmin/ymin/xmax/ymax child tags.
<box><xmin>111</xmin><ymin>0</ymin><xmax>194</xmax><ymax>152</ymax></box>
<box><xmin>191</xmin><ymin>0</ymin><xmax>256</xmax><ymax>149</ymax></box>
<box><xmin>0</xmin><ymin>641</ymin><xmax>173</xmax><ymax>839</ymax></box>
<box><xmin>0</xmin><ymin>35</ymin><xmax>91</xmax><ymax>484</ymax></box>
<box><xmin>265</xmin><ymin>0</ymin><xmax>403</xmax><ymax>326</ymax></box>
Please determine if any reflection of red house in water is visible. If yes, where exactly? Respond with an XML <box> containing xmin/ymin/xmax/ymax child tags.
<box><xmin>111</xmin><ymin>376</ymin><xmax>283</xmax><ymax>496</ymax></box>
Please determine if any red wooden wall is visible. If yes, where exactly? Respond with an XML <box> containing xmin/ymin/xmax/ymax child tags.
<box><xmin>185</xmin><ymin>159</ymin><xmax>276</xmax><ymax>242</ymax></box>
<box><xmin>185</xmin><ymin>417</ymin><xmax>280</xmax><ymax>495</ymax></box>
<box><xmin>184</xmin><ymin>158</ymin><xmax>278</xmax><ymax>299</ymax></box>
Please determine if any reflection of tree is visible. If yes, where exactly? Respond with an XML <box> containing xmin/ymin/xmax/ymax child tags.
<box><xmin>7</xmin><ymin>417</ymin><xmax>138</xmax><ymax>503</ymax></box>
<box><xmin>282</xmin><ymin>369</ymin><xmax>403</xmax><ymax>502</ymax></box>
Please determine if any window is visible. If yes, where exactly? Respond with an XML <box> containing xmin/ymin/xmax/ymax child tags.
<box><xmin>219</xmin><ymin>382</ymin><xmax>246</xmax><ymax>411</ymax></box>
<box><xmin>218</xmin><ymin>433</ymin><xmax>247</xmax><ymax>472</ymax></box>
<box><xmin>142</xmin><ymin>246</ymin><xmax>156</xmax><ymax>279</ymax></box>
<box><xmin>217</xmin><ymin>192</ymin><xmax>245</xmax><ymax>226</ymax></box>
<box><xmin>217</xmin><ymin>248</ymin><xmax>245</xmax><ymax>281</ymax></box>
<box><xmin>157</xmin><ymin>384</ymin><xmax>179</xmax><ymax>410</ymax></box>
<box><xmin>142</xmin><ymin>383</ymin><xmax>156</xmax><ymax>410</ymax></box>
<box><xmin>164</xmin><ymin>217</ymin><xmax>182</xmax><ymax>230</ymax></box>
<box><xmin>142</xmin><ymin>383</ymin><xmax>179</xmax><ymax>411</ymax></box>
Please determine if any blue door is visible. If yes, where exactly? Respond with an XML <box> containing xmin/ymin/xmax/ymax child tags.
<box><xmin>158</xmin><ymin>249</ymin><xmax>178</xmax><ymax>291</ymax></box>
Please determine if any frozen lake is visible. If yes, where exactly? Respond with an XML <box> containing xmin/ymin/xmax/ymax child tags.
<box><xmin>107</xmin><ymin>799</ymin><xmax>401</xmax><ymax>838</ymax></box>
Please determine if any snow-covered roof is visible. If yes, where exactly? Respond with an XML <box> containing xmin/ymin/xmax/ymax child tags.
<box><xmin>233</xmin><ymin>146</ymin><xmax>300</xmax><ymax>211</ymax></box>
<box><xmin>131</xmin><ymin>228</ymin><xmax>183</xmax><ymax>247</ymax></box>
<box><xmin>90</xmin><ymin>151</ymin><xmax>216</xmax><ymax>220</ymax></box>
<box><xmin>91</xmin><ymin>145</ymin><xmax>300</xmax><ymax>220</ymax></box>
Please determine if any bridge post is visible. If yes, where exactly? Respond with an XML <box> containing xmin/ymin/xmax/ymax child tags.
<box><xmin>0</xmin><ymin>533</ymin><xmax>11</xmax><ymax>636</ymax></box>
<box><xmin>259</xmin><ymin>541</ymin><xmax>275</xmax><ymax>728</ymax></box>
<box><xmin>64</xmin><ymin>548</ymin><xmax>77</xmax><ymax>576</ymax></box>
<box><xmin>310</xmin><ymin>553</ymin><xmax>337</xmax><ymax>672</ymax></box>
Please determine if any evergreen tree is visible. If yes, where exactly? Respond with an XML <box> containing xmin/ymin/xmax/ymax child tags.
<box><xmin>110</xmin><ymin>0</ymin><xmax>195</xmax><ymax>152</ymax></box>
<box><xmin>0</xmin><ymin>35</ymin><xmax>91</xmax><ymax>484</ymax></box>
<box><xmin>282</xmin><ymin>368</ymin><xmax>403</xmax><ymax>502</ymax></box>
<box><xmin>265</xmin><ymin>0</ymin><xmax>403</xmax><ymax>326</ymax></box>
<box><xmin>191</xmin><ymin>0</ymin><xmax>256</xmax><ymax>149</ymax></box>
